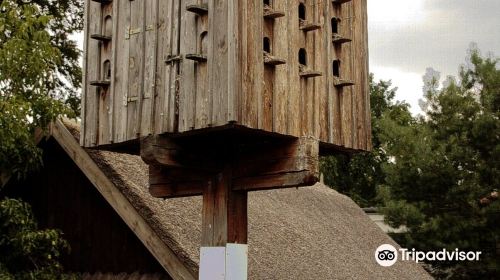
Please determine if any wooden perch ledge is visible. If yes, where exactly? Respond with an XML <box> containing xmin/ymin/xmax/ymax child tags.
<box><xmin>332</xmin><ymin>34</ymin><xmax>352</xmax><ymax>44</ymax></box>
<box><xmin>186</xmin><ymin>4</ymin><xmax>208</xmax><ymax>16</ymax></box>
<box><xmin>264</xmin><ymin>52</ymin><xmax>286</xmax><ymax>66</ymax></box>
<box><xmin>263</xmin><ymin>5</ymin><xmax>285</xmax><ymax>19</ymax></box>
<box><xmin>299</xmin><ymin>20</ymin><xmax>322</xmax><ymax>32</ymax></box>
<box><xmin>332</xmin><ymin>0</ymin><xmax>352</xmax><ymax>4</ymax></box>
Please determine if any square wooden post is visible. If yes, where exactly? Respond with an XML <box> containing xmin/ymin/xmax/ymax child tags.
<box><xmin>202</xmin><ymin>167</ymin><xmax>248</xmax><ymax>247</ymax></box>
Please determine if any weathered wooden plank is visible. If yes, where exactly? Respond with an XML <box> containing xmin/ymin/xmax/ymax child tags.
<box><xmin>166</xmin><ymin>0</ymin><xmax>181</xmax><ymax>132</ymax></box>
<box><xmin>339</xmin><ymin>4</ymin><xmax>354</xmax><ymax>149</ymax></box>
<box><xmin>232</xmin><ymin>170</ymin><xmax>318</xmax><ymax>191</ymax></box>
<box><xmin>179</xmin><ymin>0</ymin><xmax>197</xmax><ymax>132</ymax></box>
<box><xmin>287</xmin><ymin>0</ymin><xmax>300</xmax><ymax>136</ymax></box>
<box><xmin>319</xmin><ymin>0</ymin><xmax>330</xmax><ymax>143</ymax></box>
<box><xmin>227</xmin><ymin>0</ymin><xmax>239</xmax><ymax>123</ymax></box>
<box><xmin>140</xmin><ymin>0</ymin><xmax>159</xmax><ymax>136</ymax></box>
<box><xmin>209</xmin><ymin>0</ymin><xmax>236</xmax><ymax>127</ymax></box>
<box><xmin>86</xmin><ymin>1</ymin><xmax>102</xmax><ymax>146</ymax></box>
<box><xmin>240</xmin><ymin>0</ymin><xmax>260</xmax><ymax>129</ymax></box>
<box><xmin>353</xmin><ymin>0</ymin><xmax>371</xmax><ymax>151</ymax></box>
<box><xmin>107</xmin><ymin>1</ymin><xmax>119</xmax><ymax>144</ymax></box>
<box><xmin>195</xmin><ymin>12</ymin><xmax>210</xmax><ymax>129</ymax></box>
<box><xmin>50</xmin><ymin>120</ymin><xmax>196</xmax><ymax>280</ymax></box>
<box><xmin>331</xmin><ymin>4</ymin><xmax>343</xmax><ymax>146</ymax></box>
<box><xmin>313</xmin><ymin>0</ymin><xmax>326</xmax><ymax>140</ymax></box>
<box><xmin>80</xmin><ymin>0</ymin><xmax>90</xmax><ymax>146</ymax></box>
<box><xmin>272</xmin><ymin>1</ymin><xmax>289</xmax><ymax>135</ymax></box>
<box><xmin>263</xmin><ymin>18</ymin><xmax>274</xmax><ymax>132</ymax></box>
<box><xmin>113</xmin><ymin>0</ymin><xmax>131</xmax><ymax>143</ymax></box>
<box><xmin>126</xmin><ymin>0</ymin><xmax>145</xmax><ymax>139</ymax></box>
<box><xmin>98</xmin><ymin>5</ymin><xmax>113</xmax><ymax>145</ymax></box>
<box><xmin>362</xmin><ymin>0</ymin><xmax>372</xmax><ymax>151</ymax></box>
<box><xmin>154</xmin><ymin>0</ymin><xmax>173</xmax><ymax>134</ymax></box>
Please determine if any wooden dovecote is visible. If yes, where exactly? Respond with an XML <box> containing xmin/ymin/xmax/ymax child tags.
<box><xmin>82</xmin><ymin>0</ymin><xmax>370</xmax><ymax>152</ymax></box>
<box><xmin>82</xmin><ymin>1</ymin><xmax>369</xmax><ymax>277</ymax></box>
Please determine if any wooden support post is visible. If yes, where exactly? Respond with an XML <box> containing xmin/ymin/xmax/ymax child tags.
<box><xmin>202</xmin><ymin>167</ymin><xmax>248</xmax><ymax>247</ymax></box>
<box><xmin>141</xmin><ymin>132</ymin><xmax>319</xmax><ymax>279</ymax></box>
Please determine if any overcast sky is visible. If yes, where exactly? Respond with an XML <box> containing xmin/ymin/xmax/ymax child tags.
<box><xmin>369</xmin><ymin>0</ymin><xmax>500</xmax><ymax>114</ymax></box>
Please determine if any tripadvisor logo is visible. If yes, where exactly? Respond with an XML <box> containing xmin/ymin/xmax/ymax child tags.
<box><xmin>375</xmin><ymin>244</ymin><xmax>482</xmax><ymax>267</ymax></box>
<box><xmin>375</xmin><ymin>244</ymin><xmax>398</xmax><ymax>267</ymax></box>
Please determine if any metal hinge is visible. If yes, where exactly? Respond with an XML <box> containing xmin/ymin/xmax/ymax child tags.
<box><xmin>125</xmin><ymin>27</ymin><xmax>143</xmax><ymax>39</ymax></box>
<box><xmin>165</xmin><ymin>54</ymin><xmax>183</xmax><ymax>64</ymax></box>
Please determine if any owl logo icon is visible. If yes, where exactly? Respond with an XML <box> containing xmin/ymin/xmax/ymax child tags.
<box><xmin>375</xmin><ymin>244</ymin><xmax>398</xmax><ymax>267</ymax></box>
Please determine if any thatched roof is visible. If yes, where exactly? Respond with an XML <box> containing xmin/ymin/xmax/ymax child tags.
<box><xmin>61</xmin><ymin>120</ymin><xmax>431</xmax><ymax>279</ymax></box>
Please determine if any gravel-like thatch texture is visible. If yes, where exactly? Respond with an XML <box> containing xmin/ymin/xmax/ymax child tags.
<box><xmin>65</xmin><ymin>121</ymin><xmax>432</xmax><ymax>279</ymax></box>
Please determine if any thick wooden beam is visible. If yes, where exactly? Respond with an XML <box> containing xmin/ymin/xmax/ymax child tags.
<box><xmin>232</xmin><ymin>170</ymin><xmax>318</xmax><ymax>191</ymax></box>
<box><xmin>202</xmin><ymin>167</ymin><xmax>248</xmax><ymax>247</ymax></box>
<box><xmin>142</xmin><ymin>135</ymin><xmax>319</xmax><ymax>197</ymax></box>
<box><xmin>148</xmin><ymin>165</ymin><xmax>208</xmax><ymax>198</ymax></box>
<box><xmin>141</xmin><ymin>136</ymin><xmax>221</xmax><ymax>171</ymax></box>
<box><xmin>232</xmin><ymin>137</ymin><xmax>319</xmax><ymax>191</ymax></box>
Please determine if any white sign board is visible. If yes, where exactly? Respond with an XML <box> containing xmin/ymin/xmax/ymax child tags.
<box><xmin>200</xmin><ymin>247</ymin><xmax>226</xmax><ymax>280</ymax></box>
<box><xmin>199</xmin><ymin>244</ymin><xmax>248</xmax><ymax>280</ymax></box>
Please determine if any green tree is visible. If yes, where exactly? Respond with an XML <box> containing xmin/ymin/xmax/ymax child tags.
<box><xmin>380</xmin><ymin>48</ymin><xmax>499</xmax><ymax>279</ymax></box>
<box><xmin>13</xmin><ymin>0</ymin><xmax>84</xmax><ymax>116</ymax></box>
<box><xmin>0</xmin><ymin>0</ymin><xmax>82</xmax><ymax>277</ymax></box>
<box><xmin>320</xmin><ymin>75</ymin><xmax>413</xmax><ymax>207</ymax></box>
<box><xmin>0</xmin><ymin>0</ymin><xmax>77</xmax><ymax>179</ymax></box>
<box><xmin>0</xmin><ymin>199</ymin><xmax>75</xmax><ymax>279</ymax></box>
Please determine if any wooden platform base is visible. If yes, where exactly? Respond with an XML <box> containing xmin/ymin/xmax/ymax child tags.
<box><xmin>141</xmin><ymin>133</ymin><xmax>319</xmax><ymax>247</ymax></box>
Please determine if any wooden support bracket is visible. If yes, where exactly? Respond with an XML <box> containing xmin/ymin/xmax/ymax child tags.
<box><xmin>141</xmin><ymin>130</ymin><xmax>319</xmax><ymax>275</ymax></box>
<box><xmin>141</xmin><ymin>133</ymin><xmax>319</xmax><ymax>198</ymax></box>
<box><xmin>264</xmin><ymin>52</ymin><xmax>286</xmax><ymax>66</ymax></box>
<box><xmin>90</xmin><ymin>80</ymin><xmax>111</xmax><ymax>87</ymax></box>
<box><xmin>186</xmin><ymin>4</ymin><xmax>208</xmax><ymax>16</ymax></box>
<box><xmin>90</xmin><ymin>34</ymin><xmax>112</xmax><ymax>42</ymax></box>
<box><xmin>334</xmin><ymin>78</ymin><xmax>355</xmax><ymax>87</ymax></box>
<box><xmin>299</xmin><ymin>20</ymin><xmax>322</xmax><ymax>32</ymax></box>
<box><xmin>332</xmin><ymin>0</ymin><xmax>352</xmax><ymax>4</ymax></box>
<box><xmin>332</xmin><ymin>34</ymin><xmax>352</xmax><ymax>44</ymax></box>
<box><xmin>300</xmin><ymin>70</ymin><xmax>323</xmax><ymax>78</ymax></box>
<box><xmin>263</xmin><ymin>5</ymin><xmax>285</xmax><ymax>19</ymax></box>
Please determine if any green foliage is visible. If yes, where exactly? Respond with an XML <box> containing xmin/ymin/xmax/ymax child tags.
<box><xmin>378</xmin><ymin>48</ymin><xmax>500</xmax><ymax>279</ymax></box>
<box><xmin>321</xmin><ymin>47</ymin><xmax>499</xmax><ymax>278</ymax></box>
<box><xmin>12</xmin><ymin>0</ymin><xmax>84</xmax><ymax>117</ymax></box>
<box><xmin>320</xmin><ymin>75</ymin><xmax>413</xmax><ymax>207</ymax></box>
<box><xmin>0</xmin><ymin>1</ymin><xmax>82</xmax><ymax>278</ymax></box>
<box><xmin>0</xmin><ymin>0</ymin><xmax>80</xmax><ymax>180</ymax></box>
<box><xmin>0</xmin><ymin>199</ymin><xmax>77</xmax><ymax>279</ymax></box>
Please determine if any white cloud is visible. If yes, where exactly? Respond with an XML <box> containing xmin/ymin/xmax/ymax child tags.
<box><xmin>368</xmin><ymin>0</ymin><xmax>426</xmax><ymax>27</ymax></box>
<box><xmin>371</xmin><ymin>66</ymin><xmax>424</xmax><ymax>116</ymax></box>
<box><xmin>368</xmin><ymin>0</ymin><xmax>500</xmax><ymax>115</ymax></box>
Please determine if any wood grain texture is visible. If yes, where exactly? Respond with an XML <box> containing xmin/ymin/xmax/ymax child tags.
<box><xmin>178</xmin><ymin>0</ymin><xmax>197</xmax><ymax>132</ymax></box>
<box><xmin>81</xmin><ymin>0</ymin><xmax>371</xmax><ymax>153</ymax></box>
<box><xmin>141</xmin><ymin>0</ymin><xmax>159</xmax><ymax>136</ymax></box>
<box><xmin>51</xmin><ymin>120</ymin><xmax>196</xmax><ymax>280</ymax></box>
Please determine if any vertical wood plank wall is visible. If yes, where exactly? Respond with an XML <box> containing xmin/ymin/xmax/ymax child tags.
<box><xmin>82</xmin><ymin>0</ymin><xmax>371</xmax><ymax>152</ymax></box>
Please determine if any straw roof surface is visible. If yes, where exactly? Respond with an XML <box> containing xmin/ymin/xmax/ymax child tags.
<box><xmin>64</xmin><ymin>121</ymin><xmax>432</xmax><ymax>279</ymax></box>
